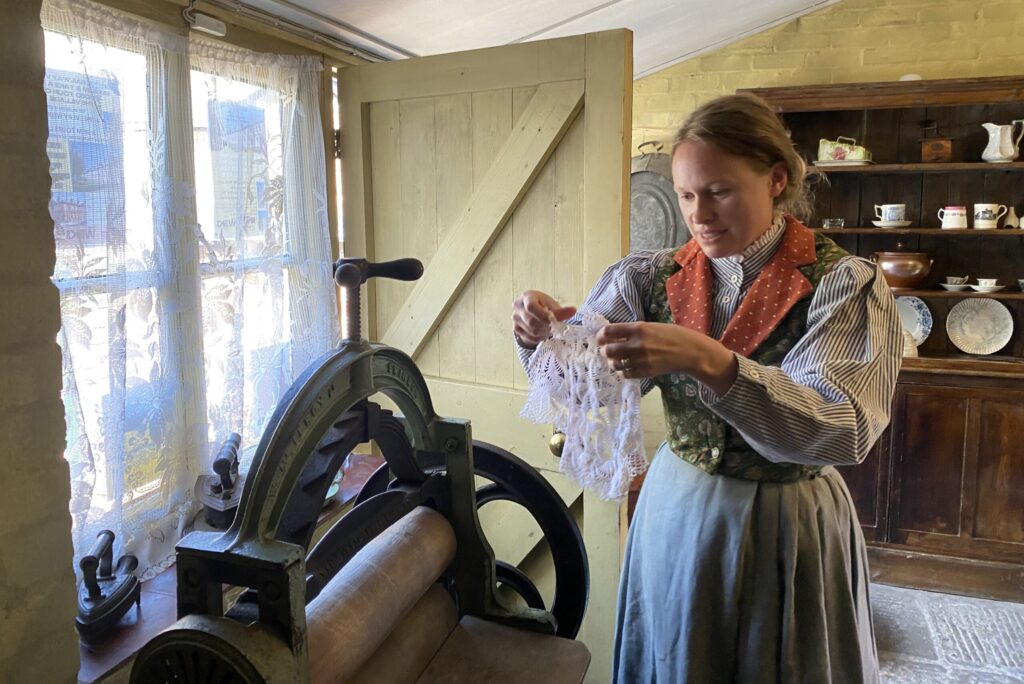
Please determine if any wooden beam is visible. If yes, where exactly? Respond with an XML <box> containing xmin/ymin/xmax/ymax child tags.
<box><xmin>743</xmin><ymin>76</ymin><xmax>1024</xmax><ymax>113</ymax></box>
<box><xmin>578</xmin><ymin>30</ymin><xmax>632</xmax><ymax>684</ymax></box>
<box><xmin>348</xmin><ymin>35</ymin><xmax>587</xmax><ymax>102</ymax></box>
<box><xmin>382</xmin><ymin>79</ymin><xmax>585</xmax><ymax>357</ymax></box>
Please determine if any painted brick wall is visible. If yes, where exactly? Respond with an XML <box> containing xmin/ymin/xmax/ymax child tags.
<box><xmin>633</xmin><ymin>0</ymin><xmax>1024</xmax><ymax>149</ymax></box>
<box><xmin>0</xmin><ymin>0</ymin><xmax>80</xmax><ymax>680</ymax></box>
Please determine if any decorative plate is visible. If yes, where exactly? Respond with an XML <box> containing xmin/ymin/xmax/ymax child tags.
<box><xmin>946</xmin><ymin>299</ymin><xmax>1013</xmax><ymax>355</ymax></box>
<box><xmin>895</xmin><ymin>296</ymin><xmax>933</xmax><ymax>346</ymax></box>
<box><xmin>871</xmin><ymin>220</ymin><xmax>913</xmax><ymax>228</ymax></box>
<box><xmin>969</xmin><ymin>284</ymin><xmax>1005</xmax><ymax>293</ymax></box>
<box><xmin>630</xmin><ymin>169</ymin><xmax>689</xmax><ymax>251</ymax></box>
<box><xmin>812</xmin><ymin>160</ymin><xmax>874</xmax><ymax>167</ymax></box>
<box><xmin>939</xmin><ymin>283</ymin><xmax>971</xmax><ymax>291</ymax></box>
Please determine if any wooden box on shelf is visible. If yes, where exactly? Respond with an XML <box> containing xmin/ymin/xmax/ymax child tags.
<box><xmin>741</xmin><ymin>76</ymin><xmax>1024</xmax><ymax>602</ymax></box>
<box><xmin>919</xmin><ymin>137</ymin><xmax>953</xmax><ymax>162</ymax></box>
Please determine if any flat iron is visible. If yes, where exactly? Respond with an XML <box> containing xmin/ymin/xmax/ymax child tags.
<box><xmin>75</xmin><ymin>529</ymin><xmax>141</xmax><ymax>642</ymax></box>
<box><xmin>194</xmin><ymin>433</ymin><xmax>244</xmax><ymax>529</ymax></box>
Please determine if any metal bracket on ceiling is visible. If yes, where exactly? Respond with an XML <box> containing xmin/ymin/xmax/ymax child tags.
<box><xmin>183</xmin><ymin>0</ymin><xmax>228</xmax><ymax>37</ymax></box>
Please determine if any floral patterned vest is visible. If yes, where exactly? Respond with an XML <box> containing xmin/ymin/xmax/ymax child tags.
<box><xmin>646</xmin><ymin>219</ymin><xmax>849</xmax><ymax>482</ymax></box>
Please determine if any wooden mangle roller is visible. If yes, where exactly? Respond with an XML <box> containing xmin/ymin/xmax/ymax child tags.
<box><xmin>130</xmin><ymin>258</ymin><xmax>591</xmax><ymax>684</ymax></box>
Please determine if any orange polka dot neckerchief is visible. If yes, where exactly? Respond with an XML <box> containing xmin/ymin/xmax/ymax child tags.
<box><xmin>665</xmin><ymin>216</ymin><xmax>816</xmax><ymax>358</ymax></box>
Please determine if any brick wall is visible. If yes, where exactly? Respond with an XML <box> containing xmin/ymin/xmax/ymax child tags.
<box><xmin>0</xmin><ymin>0</ymin><xmax>80</xmax><ymax>681</ymax></box>
<box><xmin>633</xmin><ymin>0</ymin><xmax>1024</xmax><ymax>149</ymax></box>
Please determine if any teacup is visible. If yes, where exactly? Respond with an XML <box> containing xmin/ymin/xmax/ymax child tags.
<box><xmin>977</xmin><ymin>278</ymin><xmax>999</xmax><ymax>287</ymax></box>
<box><xmin>973</xmin><ymin>203</ymin><xmax>1007</xmax><ymax>229</ymax></box>
<box><xmin>1019</xmin><ymin>278</ymin><xmax>1024</xmax><ymax>292</ymax></box>
<box><xmin>945</xmin><ymin>275</ymin><xmax>969</xmax><ymax>285</ymax></box>
<box><xmin>938</xmin><ymin>205</ymin><xmax>968</xmax><ymax>229</ymax></box>
<box><xmin>875</xmin><ymin>203</ymin><xmax>906</xmax><ymax>222</ymax></box>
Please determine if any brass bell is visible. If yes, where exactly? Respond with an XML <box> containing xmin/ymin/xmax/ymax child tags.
<box><xmin>548</xmin><ymin>430</ymin><xmax>566</xmax><ymax>458</ymax></box>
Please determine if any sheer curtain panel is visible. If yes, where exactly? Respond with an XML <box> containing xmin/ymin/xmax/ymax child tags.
<box><xmin>188</xmin><ymin>40</ymin><xmax>336</xmax><ymax>460</ymax></box>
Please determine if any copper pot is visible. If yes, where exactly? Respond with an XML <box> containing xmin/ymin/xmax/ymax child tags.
<box><xmin>872</xmin><ymin>251</ymin><xmax>933</xmax><ymax>289</ymax></box>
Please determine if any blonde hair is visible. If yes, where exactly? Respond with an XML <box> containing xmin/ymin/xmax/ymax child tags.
<box><xmin>672</xmin><ymin>93</ymin><xmax>813</xmax><ymax>219</ymax></box>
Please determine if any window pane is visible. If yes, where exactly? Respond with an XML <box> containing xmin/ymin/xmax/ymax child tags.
<box><xmin>44</xmin><ymin>31</ymin><xmax>171</xmax><ymax>545</ymax></box>
<box><xmin>201</xmin><ymin>271</ymin><xmax>291</xmax><ymax>454</ymax></box>
<box><xmin>44</xmin><ymin>32</ymin><xmax>154</xmax><ymax>281</ymax></box>
<box><xmin>191</xmin><ymin>71</ymin><xmax>285</xmax><ymax>266</ymax></box>
<box><xmin>60</xmin><ymin>287</ymin><xmax>167</xmax><ymax>524</ymax></box>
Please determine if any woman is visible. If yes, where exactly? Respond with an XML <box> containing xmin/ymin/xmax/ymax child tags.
<box><xmin>512</xmin><ymin>93</ymin><xmax>901</xmax><ymax>683</ymax></box>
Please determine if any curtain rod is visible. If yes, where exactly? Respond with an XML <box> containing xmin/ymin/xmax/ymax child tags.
<box><xmin>201</xmin><ymin>0</ymin><xmax>394</xmax><ymax>64</ymax></box>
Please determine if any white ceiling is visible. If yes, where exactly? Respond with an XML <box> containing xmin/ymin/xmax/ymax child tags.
<box><xmin>240</xmin><ymin>0</ymin><xmax>841</xmax><ymax>78</ymax></box>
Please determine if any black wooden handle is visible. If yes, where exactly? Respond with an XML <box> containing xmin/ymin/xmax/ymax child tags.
<box><xmin>333</xmin><ymin>257</ymin><xmax>424</xmax><ymax>287</ymax></box>
<box><xmin>367</xmin><ymin>258</ymin><xmax>423</xmax><ymax>281</ymax></box>
<box><xmin>212</xmin><ymin>433</ymin><xmax>241</xmax><ymax>492</ymax></box>
<box><xmin>81</xmin><ymin>529</ymin><xmax>115</xmax><ymax>598</ymax></box>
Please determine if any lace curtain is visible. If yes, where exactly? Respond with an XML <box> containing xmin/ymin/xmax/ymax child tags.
<box><xmin>188</xmin><ymin>39</ymin><xmax>336</xmax><ymax>456</ymax></box>
<box><xmin>42</xmin><ymin>0</ymin><xmax>337</xmax><ymax>578</ymax></box>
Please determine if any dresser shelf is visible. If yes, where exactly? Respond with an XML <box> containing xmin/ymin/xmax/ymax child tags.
<box><xmin>892</xmin><ymin>289</ymin><xmax>1024</xmax><ymax>300</ymax></box>
<box><xmin>816</xmin><ymin>228</ymin><xmax>1024</xmax><ymax>236</ymax></box>
<box><xmin>812</xmin><ymin>161</ymin><xmax>1024</xmax><ymax>173</ymax></box>
<box><xmin>901</xmin><ymin>355</ymin><xmax>1024</xmax><ymax>378</ymax></box>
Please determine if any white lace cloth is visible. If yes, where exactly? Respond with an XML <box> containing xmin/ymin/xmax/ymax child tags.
<box><xmin>521</xmin><ymin>311</ymin><xmax>648</xmax><ymax>500</ymax></box>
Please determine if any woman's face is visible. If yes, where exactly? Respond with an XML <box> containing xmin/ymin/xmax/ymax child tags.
<box><xmin>672</xmin><ymin>140</ymin><xmax>788</xmax><ymax>258</ymax></box>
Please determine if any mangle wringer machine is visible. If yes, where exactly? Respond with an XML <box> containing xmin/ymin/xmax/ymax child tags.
<box><xmin>130</xmin><ymin>258</ymin><xmax>592</xmax><ymax>683</ymax></box>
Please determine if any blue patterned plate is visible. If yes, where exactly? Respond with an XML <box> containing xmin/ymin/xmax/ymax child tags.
<box><xmin>895</xmin><ymin>296</ymin><xmax>932</xmax><ymax>346</ymax></box>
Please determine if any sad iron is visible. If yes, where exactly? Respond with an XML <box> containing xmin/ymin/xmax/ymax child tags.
<box><xmin>194</xmin><ymin>432</ymin><xmax>244</xmax><ymax>529</ymax></box>
<box><xmin>75</xmin><ymin>530</ymin><xmax>141</xmax><ymax>642</ymax></box>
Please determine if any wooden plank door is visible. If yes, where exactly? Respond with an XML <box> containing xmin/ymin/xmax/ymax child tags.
<box><xmin>338</xmin><ymin>30</ymin><xmax>632</xmax><ymax>681</ymax></box>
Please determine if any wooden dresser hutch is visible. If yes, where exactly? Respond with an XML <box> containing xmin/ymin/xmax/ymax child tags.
<box><xmin>741</xmin><ymin>76</ymin><xmax>1024</xmax><ymax>601</ymax></box>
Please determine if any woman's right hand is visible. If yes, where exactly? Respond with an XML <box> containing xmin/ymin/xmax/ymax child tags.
<box><xmin>512</xmin><ymin>290</ymin><xmax>577</xmax><ymax>349</ymax></box>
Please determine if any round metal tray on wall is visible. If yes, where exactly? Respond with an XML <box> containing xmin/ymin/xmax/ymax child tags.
<box><xmin>630</xmin><ymin>142</ymin><xmax>688</xmax><ymax>252</ymax></box>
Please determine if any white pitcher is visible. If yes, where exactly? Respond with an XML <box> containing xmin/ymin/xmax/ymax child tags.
<box><xmin>981</xmin><ymin>120</ymin><xmax>1024</xmax><ymax>163</ymax></box>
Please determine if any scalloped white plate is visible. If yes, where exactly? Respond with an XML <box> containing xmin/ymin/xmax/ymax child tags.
<box><xmin>946</xmin><ymin>299</ymin><xmax>1013</xmax><ymax>355</ymax></box>
<box><xmin>939</xmin><ymin>283</ymin><xmax>971</xmax><ymax>291</ymax></box>
<box><xmin>969</xmin><ymin>284</ymin><xmax>1006</xmax><ymax>293</ymax></box>
<box><xmin>896</xmin><ymin>296</ymin><xmax>932</xmax><ymax>346</ymax></box>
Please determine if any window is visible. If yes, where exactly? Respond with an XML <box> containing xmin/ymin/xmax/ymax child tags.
<box><xmin>43</xmin><ymin>0</ymin><xmax>337</xmax><ymax>578</ymax></box>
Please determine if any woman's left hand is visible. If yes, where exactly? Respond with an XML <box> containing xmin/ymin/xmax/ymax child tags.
<box><xmin>596</xmin><ymin>322</ymin><xmax>739</xmax><ymax>396</ymax></box>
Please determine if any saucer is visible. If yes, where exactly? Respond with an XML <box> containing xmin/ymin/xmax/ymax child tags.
<box><xmin>872</xmin><ymin>220</ymin><xmax>912</xmax><ymax>228</ymax></box>
<box><xmin>939</xmin><ymin>283</ymin><xmax>971</xmax><ymax>291</ymax></box>
<box><xmin>969</xmin><ymin>284</ymin><xmax>1005</xmax><ymax>293</ymax></box>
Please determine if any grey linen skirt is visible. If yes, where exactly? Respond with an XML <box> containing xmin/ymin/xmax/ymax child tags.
<box><xmin>613</xmin><ymin>443</ymin><xmax>879</xmax><ymax>683</ymax></box>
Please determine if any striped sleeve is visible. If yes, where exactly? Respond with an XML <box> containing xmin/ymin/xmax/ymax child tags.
<box><xmin>698</xmin><ymin>256</ymin><xmax>902</xmax><ymax>466</ymax></box>
<box><xmin>516</xmin><ymin>250</ymin><xmax>671</xmax><ymax>395</ymax></box>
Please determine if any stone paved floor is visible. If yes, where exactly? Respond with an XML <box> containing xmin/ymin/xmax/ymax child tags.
<box><xmin>874</xmin><ymin>583</ymin><xmax>1024</xmax><ymax>683</ymax></box>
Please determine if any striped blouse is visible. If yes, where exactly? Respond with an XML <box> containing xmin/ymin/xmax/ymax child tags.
<box><xmin>518</xmin><ymin>221</ymin><xmax>903</xmax><ymax>468</ymax></box>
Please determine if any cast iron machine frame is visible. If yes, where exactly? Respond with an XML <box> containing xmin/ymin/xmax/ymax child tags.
<box><xmin>130</xmin><ymin>257</ymin><xmax>589</xmax><ymax>683</ymax></box>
